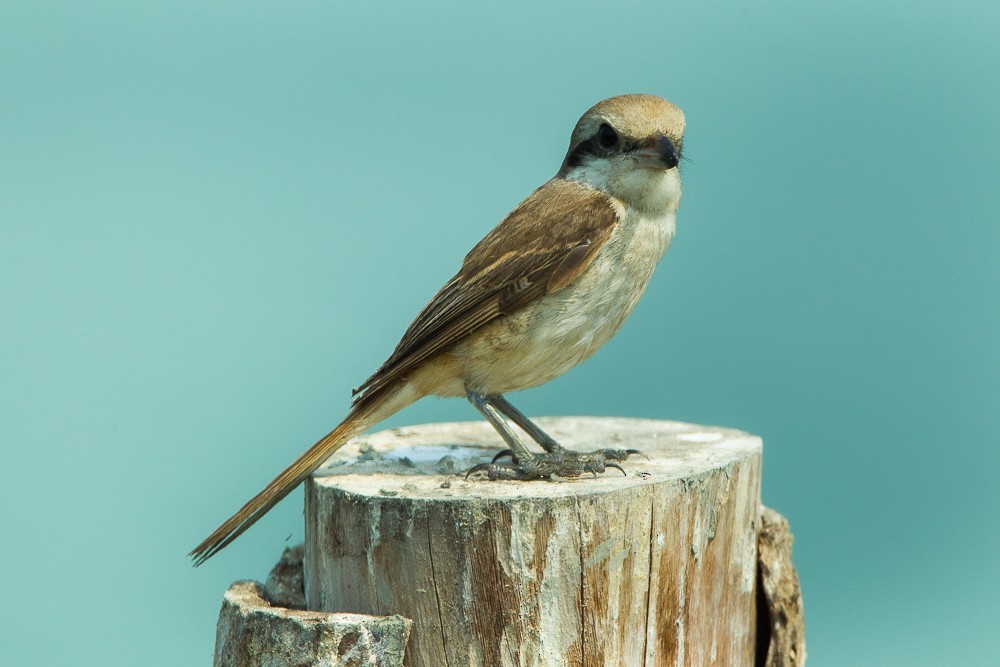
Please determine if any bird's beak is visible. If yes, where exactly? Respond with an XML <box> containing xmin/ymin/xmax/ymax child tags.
<box><xmin>633</xmin><ymin>134</ymin><xmax>679</xmax><ymax>170</ymax></box>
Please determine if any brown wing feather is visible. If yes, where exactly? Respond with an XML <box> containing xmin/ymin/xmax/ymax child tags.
<box><xmin>352</xmin><ymin>178</ymin><xmax>620</xmax><ymax>403</ymax></box>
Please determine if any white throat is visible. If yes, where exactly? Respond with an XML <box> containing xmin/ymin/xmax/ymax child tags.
<box><xmin>563</xmin><ymin>156</ymin><xmax>682</xmax><ymax>218</ymax></box>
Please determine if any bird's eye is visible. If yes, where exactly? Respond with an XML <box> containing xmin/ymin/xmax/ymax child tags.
<box><xmin>597</xmin><ymin>123</ymin><xmax>619</xmax><ymax>149</ymax></box>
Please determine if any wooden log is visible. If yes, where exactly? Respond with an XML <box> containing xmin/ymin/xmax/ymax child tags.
<box><xmin>304</xmin><ymin>417</ymin><xmax>763</xmax><ymax>667</ymax></box>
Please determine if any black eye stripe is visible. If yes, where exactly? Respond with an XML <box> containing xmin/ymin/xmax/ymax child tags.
<box><xmin>564</xmin><ymin>124</ymin><xmax>625</xmax><ymax>168</ymax></box>
<box><xmin>563</xmin><ymin>127</ymin><xmax>684</xmax><ymax>171</ymax></box>
<box><xmin>564</xmin><ymin>136</ymin><xmax>600</xmax><ymax>168</ymax></box>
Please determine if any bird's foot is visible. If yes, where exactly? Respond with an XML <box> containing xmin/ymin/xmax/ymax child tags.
<box><xmin>466</xmin><ymin>448</ymin><xmax>643</xmax><ymax>481</ymax></box>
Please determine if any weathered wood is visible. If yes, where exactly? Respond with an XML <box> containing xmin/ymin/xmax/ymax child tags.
<box><xmin>264</xmin><ymin>544</ymin><xmax>307</xmax><ymax>610</ymax></box>
<box><xmin>757</xmin><ymin>507</ymin><xmax>807</xmax><ymax>667</ymax></box>
<box><xmin>304</xmin><ymin>417</ymin><xmax>763</xmax><ymax>667</ymax></box>
<box><xmin>214</xmin><ymin>577</ymin><xmax>411</xmax><ymax>667</ymax></box>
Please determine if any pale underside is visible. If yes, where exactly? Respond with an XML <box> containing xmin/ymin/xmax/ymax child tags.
<box><xmin>452</xmin><ymin>199</ymin><xmax>675</xmax><ymax>395</ymax></box>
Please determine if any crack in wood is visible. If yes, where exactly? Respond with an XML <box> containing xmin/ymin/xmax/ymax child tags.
<box><xmin>425</xmin><ymin>514</ymin><xmax>450</xmax><ymax>667</ymax></box>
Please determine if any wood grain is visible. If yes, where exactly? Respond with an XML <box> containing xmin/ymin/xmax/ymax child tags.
<box><xmin>304</xmin><ymin>417</ymin><xmax>762</xmax><ymax>667</ymax></box>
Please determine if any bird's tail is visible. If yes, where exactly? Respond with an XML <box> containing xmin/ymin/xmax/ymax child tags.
<box><xmin>189</xmin><ymin>383</ymin><xmax>416</xmax><ymax>566</ymax></box>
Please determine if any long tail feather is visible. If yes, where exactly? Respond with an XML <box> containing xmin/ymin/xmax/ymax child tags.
<box><xmin>189</xmin><ymin>385</ymin><xmax>413</xmax><ymax>565</ymax></box>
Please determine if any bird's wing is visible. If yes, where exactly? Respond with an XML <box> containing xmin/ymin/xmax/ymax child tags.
<box><xmin>352</xmin><ymin>178</ymin><xmax>621</xmax><ymax>403</ymax></box>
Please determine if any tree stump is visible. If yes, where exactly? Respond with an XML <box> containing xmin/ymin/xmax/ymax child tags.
<box><xmin>304</xmin><ymin>417</ymin><xmax>763</xmax><ymax>667</ymax></box>
<box><xmin>214</xmin><ymin>578</ymin><xmax>411</xmax><ymax>667</ymax></box>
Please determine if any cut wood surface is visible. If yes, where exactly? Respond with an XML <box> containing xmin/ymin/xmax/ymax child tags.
<box><xmin>304</xmin><ymin>417</ymin><xmax>763</xmax><ymax>667</ymax></box>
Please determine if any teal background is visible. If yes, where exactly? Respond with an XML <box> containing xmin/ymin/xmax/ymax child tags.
<box><xmin>2</xmin><ymin>2</ymin><xmax>998</xmax><ymax>664</ymax></box>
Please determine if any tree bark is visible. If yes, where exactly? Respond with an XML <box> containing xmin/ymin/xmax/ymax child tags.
<box><xmin>756</xmin><ymin>507</ymin><xmax>807</xmax><ymax>667</ymax></box>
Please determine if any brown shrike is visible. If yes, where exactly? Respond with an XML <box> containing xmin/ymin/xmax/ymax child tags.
<box><xmin>191</xmin><ymin>94</ymin><xmax>685</xmax><ymax>565</ymax></box>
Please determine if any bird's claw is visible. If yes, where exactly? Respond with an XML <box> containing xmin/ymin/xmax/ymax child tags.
<box><xmin>465</xmin><ymin>447</ymin><xmax>640</xmax><ymax>481</ymax></box>
<box><xmin>465</xmin><ymin>462</ymin><xmax>496</xmax><ymax>480</ymax></box>
<box><xmin>491</xmin><ymin>449</ymin><xmax>518</xmax><ymax>464</ymax></box>
<box><xmin>605</xmin><ymin>461</ymin><xmax>626</xmax><ymax>476</ymax></box>
<box><xmin>597</xmin><ymin>448</ymin><xmax>646</xmax><ymax>461</ymax></box>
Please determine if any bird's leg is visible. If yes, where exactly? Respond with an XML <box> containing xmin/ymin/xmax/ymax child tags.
<box><xmin>465</xmin><ymin>391</ymin><xmax>537</xmax><ymax>464</ymax></box>
<box><xmin>488</xmin><ymin>394</ymin><xmax>562</xmax><ymax>454</ymax></box>
<box><xmin>465</xmin><ymin>392</ymin><xmax>642</xmax><ymax>481</ymax></box>
<box><xmin>492</xmin><ymin>394</ymin><xmax>643</xmax><ymax>464</ymax></box>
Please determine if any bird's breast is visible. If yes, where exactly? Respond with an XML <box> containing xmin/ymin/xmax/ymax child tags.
<box><xmin>455</xmin><ymin>207</ymin><xmax>675</xmax><ymax>395</ymax></box>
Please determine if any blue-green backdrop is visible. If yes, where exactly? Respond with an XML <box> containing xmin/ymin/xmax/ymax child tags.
<box><xmin>3</xmin><ymin>2</ymin><xmax>998</xmax><ymax>664</ymax></box>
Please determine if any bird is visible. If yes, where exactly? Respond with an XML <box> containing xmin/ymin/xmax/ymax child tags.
<box><xmin>190</xmin><ymin>94</ymin><xmax>685</xmax><ymax>565</ymax></box>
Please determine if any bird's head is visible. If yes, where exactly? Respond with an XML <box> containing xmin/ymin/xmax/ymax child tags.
<box><xmin>558</xmin><ymin>94</ymin><xmax>685</xmax><ymax>216</ymax></box>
